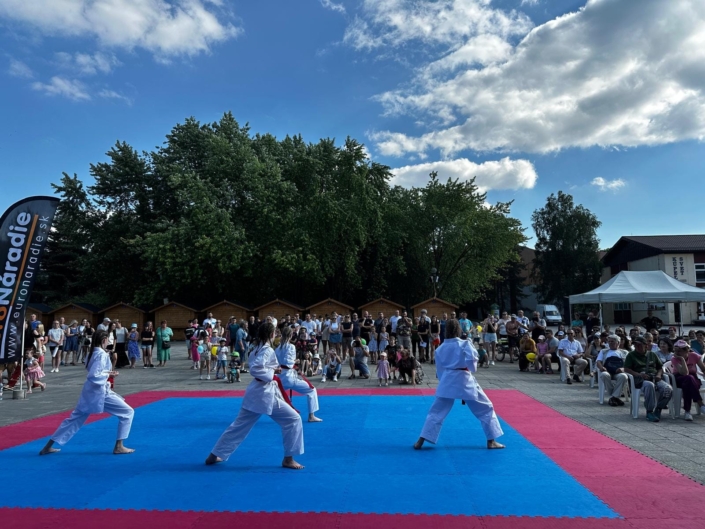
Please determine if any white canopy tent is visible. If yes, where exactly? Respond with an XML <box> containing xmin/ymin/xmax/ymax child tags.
<box><xmin>569</xmin><ymin>271</ymin><xmax>705</xmax><ymax>332</ymax></box>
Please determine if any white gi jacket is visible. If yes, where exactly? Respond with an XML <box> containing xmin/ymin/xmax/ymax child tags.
<box><xmin>275</xmin><ymin>343</ymin><xmax>299</xmax><ymax>386</ymax></box>
<box><xmin>434</xmin><ymin>338</ymin><xmax>480</xmax><ymax>400</ymax></box>
<box><xmin>76</xmin><ymin>348</ymin><xmax>112</xmax><ymax>414</ymax></box>
<box><xmin>242</xmin><ymin>344</ymin><xmax>284</xmax><ymax>415</ymax></box>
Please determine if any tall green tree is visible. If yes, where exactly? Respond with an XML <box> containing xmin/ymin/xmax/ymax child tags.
<box><xmin>531</xmin><ymin>191</ymin><xmax>602</xmax><ymax>304</ymax></box>
<box><xmin>394</xmin><ymin>173</ymin><xmax>526</xmax><ymax>305</ymax></box>
<box><xmin>33</xmin><ymin>173</ymin><xmax>94</xmax><ymax>305</ymax></box>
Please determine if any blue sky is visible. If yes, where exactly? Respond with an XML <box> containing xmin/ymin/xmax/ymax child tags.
<box><xmin>1</xmin><ymin>0</ymin><xmax>704</xmax><ymax>248</ymax></box>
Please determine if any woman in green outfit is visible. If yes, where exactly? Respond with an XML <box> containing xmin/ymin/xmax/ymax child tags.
<box><xmin>156</xmin><ymin>320</ymin><xmax>174</xmax><ymax>367</ymax></box>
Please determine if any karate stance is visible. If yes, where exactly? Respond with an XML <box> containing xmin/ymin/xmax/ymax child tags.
<box><xmin>414</xmin><ymin>319</ymin><xmax>505</xmax><ymax>450</ymax></box>
<box><xmin>205</xmin><ymin>322</ymin><xmax>305</xmax><ymax>469</ymax></box>
<box><xmin>275</xmin><ymin>326</ymin><xmax>322</xmax><ymax>422</ymax></box>
<box><xmin>39</xmin><ymin>330</ymin><xmax>135</xmax><ymax>455</ymax></box>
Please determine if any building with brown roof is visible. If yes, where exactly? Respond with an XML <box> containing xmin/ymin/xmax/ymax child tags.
<box><xmin>306</xmin><ymin>298</ymin><xmax>355</xmax><ymax>318</ymax></box>
<box><xmin>600</xmin><ymin>235</ymin><xmax>705</xmax><ymax>324</ymax></box>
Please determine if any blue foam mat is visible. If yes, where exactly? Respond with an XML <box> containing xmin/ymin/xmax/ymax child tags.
<box><xmin>0</xmin><ymin>396</ymin><xmax>618</xmax><ymax>517</ymax></box>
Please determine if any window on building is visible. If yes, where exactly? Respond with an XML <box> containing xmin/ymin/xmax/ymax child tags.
<box><xmin>614</xmin><ymin>303</ymin><xmax>631</xmax><ymax>311</ymax></box>
<box><xmin>696</xmin><ymin>263</ymin><xmax>705</xmax><ymax>283</ymax></box>
<box><xmin>648</xmin><ymin>303</ymin><xmax>666</xmax><ymax>311</ymax></box>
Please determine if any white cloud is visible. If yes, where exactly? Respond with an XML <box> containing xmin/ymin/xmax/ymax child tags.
<box><xmin>356</xmin><ymin>0</ymin><xmax>705</xmax><ymax>157</ymax></box>
<box><xmin>320</xmin><ymin>0</ymin><xmax>346</xmax><ymax>15</ymax></box>
<box><xmin>591</xmin><ymin>177</ymin><xmax>625</xmax><ymax>192</ymax></box>
<box><xmin>8</xmin><ymin>58</ymin><xmax>33</xmax><ymax>78</ymax></box>
<box><xmin>56</xmin><ymin>51</ymin><xmax>121</xmax><ymax>75</ymax></box>
<box><xmin>98</xmin><ymin>89</ymin><xmax>132</xmax><ymax>105</ymax></box>
<box><xmin>521</xmin><ymin>0</ymin><xmax>539</xmax><ymax>6</ymax></box>
<box><xmin>32</xmin><ymin>76</ymin><xmax>91</xmax><ymax>101</ymax></box>
<box><xmin>391</xmin><ymin>157</ymin><xmax>538</xmax><ymax>192</ymax></box>
<box><xmin>343</xmin><ymin>0</ymin><xmax>532</xmax><ymax>52</ymax></box>
<box><xmin>0</xmin><ymin>0</ymin><xmax>240</xmax><ymax>59</ymax></box>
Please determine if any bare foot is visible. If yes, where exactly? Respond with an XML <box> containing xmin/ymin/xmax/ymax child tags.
<box><xmin>205</xmin><ymin>453</ymin><xmax>223</xmax><ymax>465</ymax></box>
<box><xmin>282</xmin><ymin>457</ymin><xmax>304</xmax><ymax>470</ymax></box>
<box><xmin>487</xmin><ymin>440</ymin><xmax>505</xmax><ymax>449</ymax></box>
<box><xmin>113</xmin><ymin>446</ymin><xmax>135</xmax><ymax>454</ymax></box>
<box><xmin>308</xmin><ymin>415</ymin><xmax>323</xmax><ymax>422</ymax></box>
<box><xmin>413</xmin><ymin>437</ymin><xmax>425</xmax><ymax>450</ymax></box>
<box><xmin>39</xmin><ymin>441</ymin><xmax>60</xmax><ymax>456</ymax></box>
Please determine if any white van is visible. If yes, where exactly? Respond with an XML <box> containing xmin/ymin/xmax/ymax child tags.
<box><xmin>536</xmin><ymin>304</ymin><xmax>563</xmax><ymax>325</ymax></box>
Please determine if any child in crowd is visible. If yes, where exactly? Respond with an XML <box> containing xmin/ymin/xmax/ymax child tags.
<box><xmin>227</xmin><ymin>351</ymin><xmax>241</xmax><ymax>383</ymax></box>
<box><xmin>24</xmin><ymin>350</ymin><xmax>46</xmax><ymax>393</ymax></box>
<box><xmin>477</xmin><ymin>343</ymin><xmax>488</xmax><ymax>368</ymax></box>
<box><xmin>127</xmin><ymin>324</ymin><xmax>141</xmax><ymax>368</ymax></box>
<box><xmin>216</xmin><ymin>339</ymin><xmax>229</xmax><ymax>380</ymax></box>
<box><xmin>376</xmin><ymin>351</ymin><xmax>390</xmax><ymax>387</ymax></box>
<box><xmin>199</xmin><ymin>341</ymin><xmax>212</xmax><ymax>380</ymax></box>
<box><xmin>368</xmin><ymin>331</ymin><xmax>378</xmax><ymax>365</ymax></box>
<box><xmin>388</xmin><ymin>344</ymin><xmax>400</xmax><ymax>380</ymax></box>
<box><xmin>190</xmin><ymin>332</ymin><xmax>200</xmax><ymax>369</ymax></box>
<box><xmin>210</xmin><ymin>331</ymin><xmax>221</xmax><ymax>373</ymax></box>
<box><xmin>311</xmin><ymin>353</ymin><xmax>321</xmax><ymax>376</ymax></box>
<box><xmin>377</xmin><ymin>320</ymin><xmax>389</xmax><ymax>364</ymax></box>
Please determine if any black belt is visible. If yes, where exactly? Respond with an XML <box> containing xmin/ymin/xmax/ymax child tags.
<box><xmin>280</xmin><ymin>365</ymin><xmax>291</xmax><ymax>369</ymax></box>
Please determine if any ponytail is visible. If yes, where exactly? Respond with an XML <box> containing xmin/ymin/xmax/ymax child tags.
<box><xmin>86</xmin><ymin>329</ymin><xmax>109</xmax><ymax>368</ymax></box>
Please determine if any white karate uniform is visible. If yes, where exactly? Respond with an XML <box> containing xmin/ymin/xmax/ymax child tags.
<box><xmin>275</xmin><ymin>343</ymin><xmax>319</xmax><ymax>415</ymax></box>
<box><xmin>211</xmin><ymin>344</ymin><xmax>303</xmax><ymax>460</ymax></box>
<box><xmin>420</xmin><ymin>338</ymin><xmax>503</xmax><ymax>443</ymax></box>
<box><xmin>51</xmin><ymin>348</ymin><xmax>134</xmax><ymax>445</ymax></box>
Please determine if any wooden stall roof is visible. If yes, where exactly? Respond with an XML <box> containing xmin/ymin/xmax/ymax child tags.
<box><xmin>152</xmin><ymin>300</ymin><xmax>198</xmax><ymax>312</ymax></box>
<box><xmin>101</xmin><ymin>302</ymin><xmax>147</xmax><ymax>314</ymax></box>
<box><xmin>305</xmin><ymin>298</ymin><xmax>354</xmax><ymax>311</ymax></box>
<box><xmin>411</xmin><ymin>297</ymin><xmax>459</xmax><ymax>310</ymax></box>
<box><xmin>203</xmin><ymin>300</ymin><xmax>251</xmax><ymax>312</ymax></box>
<box><xmin>28</xmin><ymin>303</ymin><xmax>54</xmax><ymax>314</ymax></box>
<box><xmin>358</xmin><ymin>298</ymin><xmax>405</xmax><ymax>311</ymax></box>
<box><xmin>253</xmin><ymin>299</ymin><xmax>304</xmax><ymax>312</ymax></box>
<box><xmin>49</xmin><ymin>302</ymin><xmax>101</xmax><ymax>315</ymax></box>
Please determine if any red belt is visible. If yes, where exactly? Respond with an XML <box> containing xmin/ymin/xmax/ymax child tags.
<box><xmin>255</xmin><ymin>375</ymin><xmax>299</xmax><ymax>413</ymax></box>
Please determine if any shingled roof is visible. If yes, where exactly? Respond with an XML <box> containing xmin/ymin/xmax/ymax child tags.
<box><xmin>602</xmin><ymin>235</ymin><xmax>705</xmax><ymax>267</ymax></box>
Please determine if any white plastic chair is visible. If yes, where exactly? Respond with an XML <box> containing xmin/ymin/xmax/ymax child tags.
<box><xmin>589</xmin><ymin>358</ymin><xmax>597</xmax><ymax>389</ymax></box>
<box><xmin>625</xmin><ymin>374</ymin><xmax>642</xmax><ymax>419</ymax></box>
<box><xmin>598</xmin><ymin>370</ymin><xmax>606</xmax><ymax>404</ymax></box>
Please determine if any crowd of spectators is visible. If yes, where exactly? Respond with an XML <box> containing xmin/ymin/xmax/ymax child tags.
<box><xmin>4</xmin><ymin>308</ymin><xmax>705</xmax><ymax>424</ymax></box>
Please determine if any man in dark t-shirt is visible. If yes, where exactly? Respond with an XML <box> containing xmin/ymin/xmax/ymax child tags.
<box><xmin>640</xmin><ymin>310</ymin><xmax>663</xmax><ymax>331</ymax></box>
<box><xmin>361</xmin><ymin>311</ymin><xmax>374</xmax><ymax>343</ymax></box>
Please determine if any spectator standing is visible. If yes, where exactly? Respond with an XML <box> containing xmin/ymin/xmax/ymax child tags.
<box><xmin>341</xmin><ymin>315</ymin><xmax>354</xmax><ymax>361</ymax></box>
<box><xmin>156</xmin><ymin>320</ymin><xmax>174</xmax><ymax>367</ymax></box>
<box><xmin>376</xmin><ymin>352</ymin><xmax>390</xmax><ymax>386</ymax></box>
<box><xmin>639</xmin><ymin>309</ymin><xmax>663</xmax><ymax>332</ymax></box>
<box><xmin>529</xmin><ymin>312</ymin><xmax>546</xmax><ymax>342</ymax></box>
<box><xmin>328</xmin><ymin>312</ymin><xmax>342</xmax><ymax>357</ymax></box>
<box><xmin>114</xmin><ymin>321</ymin><xmax>130</xmax><ymax>369</ymax></box>
<box><xmin>141</xmin><ymin>322</ymin><xmax>155</xmax><ymax>368</ymax></box>
<box><xmin>64</xmin><ymin>320</ymin><xmax>80</xmax><ymax>366</ymax></box>
<box><xmin>482</xmin><ymin>313</ymin><xmax>498</xmax><ymax>365</ymax></box>
<box><xmin>439</xmin><ymin>313</ymin><xmax>447</xmax><ymax>345</ymax></box>
<box><xmin>361</xmin><ymin>311</ymin><xmax>374</xmax><ymax>344</ymax></box>
<box><xmin>320</xmin><ymin>315</ymin><xmax>330</xmax><ymax>355</ymax></box>
<box><xmin>389</xmin><ymin>310</ymin><xmax>401</xmax><ymax>347</ymax></box>
<box><xmin>97</xmin><ymin>317</ymin><xmax>110</xmax><ymax>332</ymax></box>
<box><xmin>571</xmin><ymin>312</ymin><xmax>584</xmax><ymax>331</ymax></box>
<box><xmin>458</xmin><ymin>312</ymin><xmax>472</xmax><ymax>337</ymax></box>
<box><xmin>516</xmin><ymin>311</ymin><xmax>530</xmax><ymax>336</ymax></box>
<box><xmin>505</xmin><ymin>315</ymin><xmax>522</xmax><ymax>364</ymax></box>
<box><xmin>417</xmin><ymin>317</ymin><xmax>429</xmax><ymax>362</ymax></box>
<box><xmin>411</xmin><ymin>317</ymin><xmax>420</xmax><ymax>358</ymax></box>
<box><xmin>429</xmin><ymin>316</ymin><xmax>441</xmax><ymax>364</ymax></box>
<box><xmin>203</xmin><ymin>312</ymin><xmax>217</xmax><ymax>329</ymax></box>
<box><xmin>48</xmin><ymin>321</ymin><xmax>64</xmax><ymax>373</ymax></box>
<box><xmin>127</xmin><ymin>324</ymin><xmax>141</xmax><ymax>368</ymax></box>
<box><xmin>397</xmin><ymin>312</ymin><xmax>412</xmax><ymax>352</ymax></box>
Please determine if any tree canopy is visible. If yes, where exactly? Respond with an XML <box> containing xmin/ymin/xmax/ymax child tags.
<box><xmin>531</xmin><ymin>191</ymin><xmax>602</xmax><ymax>305</ymax></box>
<box><xmin>35</xmin><ymin>112</ymin><xmax>527</xmax><ymax>311</ymax></box>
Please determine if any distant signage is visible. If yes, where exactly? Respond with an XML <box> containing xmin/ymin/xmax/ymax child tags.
<box><xmin>671</xmin><ymin>255</ymin><xmax>686</xmax><ymax>280</ymax></box>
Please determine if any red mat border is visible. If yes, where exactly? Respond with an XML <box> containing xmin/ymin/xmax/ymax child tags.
<box><xmin>1</xmin><ymin>388</ymin><xmax>702</xmax><ymax>529</ymax></box>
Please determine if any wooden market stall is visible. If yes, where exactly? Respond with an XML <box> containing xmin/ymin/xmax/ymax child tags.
<box><xmin>152</xmin><ymin>301</ymin><xmax>197</xmax><ymax>339</ymax></box>
<box><xmin>254</xmin><ymin>299</ymin><xmax>304</xmax><ymax>322</ymax></box>
<box><xmin>202</xmin><ymin>300</ymin><xmax>250</xmax><ymax>325</ymax></box>
<box><xmin>101</xmin><ymin>302</ymin><xmax>147</xmax><ymax>330</ymax></box>
<box><xmin>306</xmin><ymin>298</ymin><xmax>355</xmax><ymax>318</ymax></box>
<box><xmin>358</xmin><ymin>298</ymin><xmax>405</xmax><ymax>317</ymax></box>
<box><xmin>411</xmin><ymin>297</ymin><xmax>459</xmax><ymax>318</ymax></box>
<box><xmin>48</xmin><ymin>303</ymin><xmax>100</xmax><ymax>328</ymax></box>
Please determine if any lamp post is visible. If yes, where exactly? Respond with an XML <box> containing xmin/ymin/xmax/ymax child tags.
<box><xmin>430</xmin><ymin>267</ymin><xmax>439</xmax><ymax>298</ymax></box>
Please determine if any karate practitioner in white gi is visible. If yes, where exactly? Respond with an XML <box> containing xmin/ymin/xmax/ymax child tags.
<box><xmin>39</xmin><ymin>329</ymin><xmax>135</xmax><ymax>455</ymax></box>
<box><xmin>206</xmin><ymin>322</ymin><xmax>305</xmax><ymax>469</ymax></box>
<box><xmin>414</xmin><ymin>319</ymin><xmax>505</xmax><ymax>450</ymax></box>
<box><xmin>275</xmin><ymin>326</ymin><xmax>322</xmax><ymax>422</ymax></box>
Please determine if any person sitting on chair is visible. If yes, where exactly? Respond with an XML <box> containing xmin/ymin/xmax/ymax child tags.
<box><xmin>596</xmin><ymin>335</ymin><xmax>628</xmax><ymax>407</ymax></box>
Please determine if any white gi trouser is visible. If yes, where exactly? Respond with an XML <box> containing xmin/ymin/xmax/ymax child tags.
<box><xmin>421</xmin><ymin>393</ymin><xmax>503</xmax><ymax>443</ymax></box>
<box><xmin>599</xmin><ymin>371</ymin><xmax>628</xmax><ymax>398</ymax></box>
<box><xmin>282</xmin><ymin>377</ymin><xmax>319</xmax><ymax>415</ymax></box>
<box><xmin>211</xmin><ymin>397</ymin><xmax>303</xmax><ymax>459</ymax></box>
<box><xmin>51</xmin><ymin>393</ymin><xmax>134</xmax><ymax>445</ymax></box>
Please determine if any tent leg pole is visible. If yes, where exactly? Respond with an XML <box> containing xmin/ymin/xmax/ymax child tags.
<box><xmin>599</xmin><ymin>304</ymin><xmax>603</xmax><ymax>332</ymax></box>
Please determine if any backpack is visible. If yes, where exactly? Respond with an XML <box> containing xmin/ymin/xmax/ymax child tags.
<box><xmin>603</xmin><ymin>355</ymin><xmax>624</xmax><ymax>375</ymax></box>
